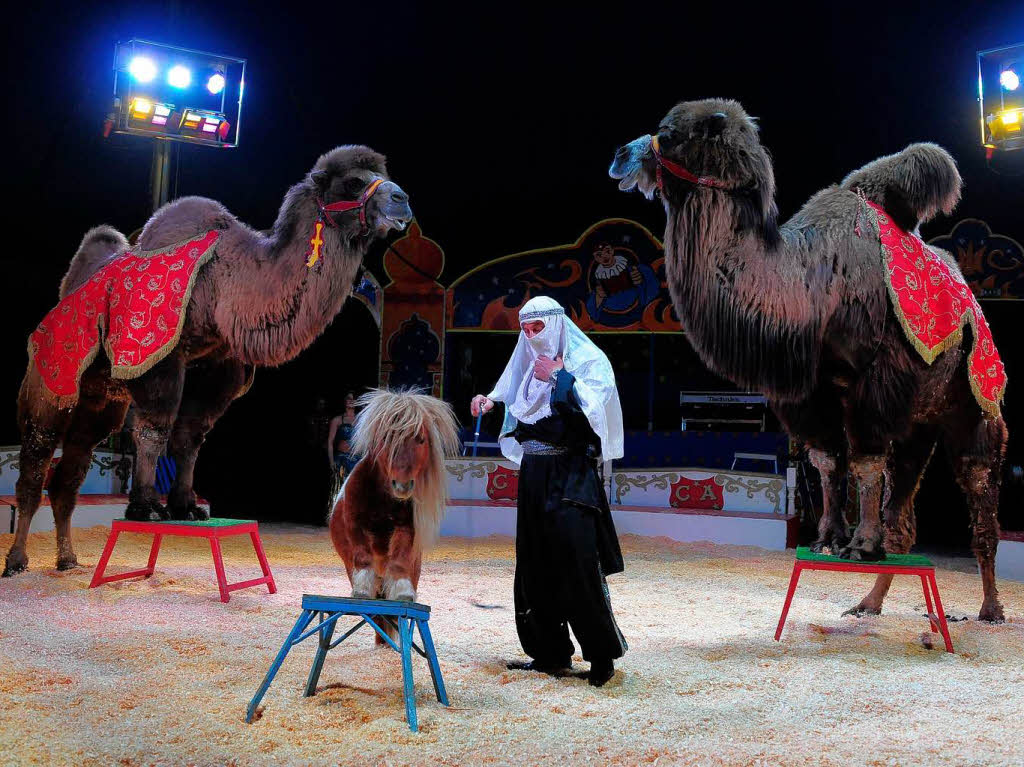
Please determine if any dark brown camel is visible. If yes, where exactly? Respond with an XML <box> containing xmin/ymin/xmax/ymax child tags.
<box><xmin>4</xmin><ymin>145</ymin><xmax>412</xmax><ymax>577</ymax></box>
<box><xmin>610</xmin><ymin>99</ymin><xmax>1007</xmax><ymax>622</ymax></box>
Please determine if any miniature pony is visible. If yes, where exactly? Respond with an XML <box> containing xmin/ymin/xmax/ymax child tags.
<box><xmin>329</xmin><ymin>389</ymin><xmax>460</xmax><ymax>607</ymax></box>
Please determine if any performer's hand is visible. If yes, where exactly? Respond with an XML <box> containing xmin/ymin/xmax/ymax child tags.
<box><xmin>471</xmin><ymin>395</ymin><xmax>494</xmax><ymax>417</ymax></box>
<box><xmin>630</xmin><ymin>267</ymin><xmax>643</xmax><ymax>286</ymax></box>
<box><xmin>533</xmin><ymin>355</ymin><xmax>563</xmax><ymax>382</ymax></box>
<box><xmin>595</xmin><ymin>285</ymin><xmax>606</xmax><ymax>306</ymax></box>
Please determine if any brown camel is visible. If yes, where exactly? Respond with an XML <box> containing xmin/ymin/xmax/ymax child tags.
<box><xmin>610</xmin><ymin>99</ymin><xmax>1007</xmax><ymax>622</ymax></box>
<box><xmin>4</xmin><ymin>145</ymin><xmax>412</xmax><ymax>577</ymax></box>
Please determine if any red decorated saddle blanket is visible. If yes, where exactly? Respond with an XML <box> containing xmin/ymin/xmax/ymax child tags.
<box><xmin>866</xmin><ymin>201</ymin><xmax>1005</xmax><ymax>415</ymax></box>
<box><xmin>29</xmin><ymin>230</ymin><xmax>220</xmax><ymax>404</ymax></box>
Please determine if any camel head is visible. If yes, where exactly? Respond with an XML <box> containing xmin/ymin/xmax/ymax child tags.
<box><xmin>609</xmin><ymin>99</ymin><xmax>777</xmax><ymax>227</ymax></box>
<box><xmin>310</xmin><ymin>145</ymin><xmax>412</xmax><ymax>237</ymax></box>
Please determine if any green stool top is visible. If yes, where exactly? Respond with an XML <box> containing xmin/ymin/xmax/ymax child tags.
<box><xmin>116</xmin><ymin>517</ymin><xmax>255</xmax><ymax>527</ymax></box>
<box><xmin>795</xmin><ymin>546</ymin><xmax>933</xmax><ymax>568</ymax></box>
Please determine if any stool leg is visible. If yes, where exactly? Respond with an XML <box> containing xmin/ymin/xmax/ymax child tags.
<box><xmin>417</xmin><ymin>619</ymin><xmax>449</xmax><ymax>705</ymax></box>
<box><xmin>927</xmin><ymin>573</ymin><xmax>955</xmax><ymax>654</ymax></box>
<box><xmin>774</xmin><ymin>563</ymin><xmax>802</xmax><ymax>641</ymax></box>
<box><xmin>305</xmin><ymin>612</ymin><xmax>337</xmax><ymax>697</ymax></box>
<box><xmin>145</xmin><ymin>534</ymin><xmax>163</xmax><ymax>577</ymax></box>
<box><xmin>89</xmin><ymin>529</ymin><xmax>121</xmax><ymax>588</ymax></box>
<box><xmin>920</xmin><ymin>574</ymin><xmax>938</xmax><ymax>632</ymax></box>
<box><xmin>250</xmin><ymin>530</ymin><xmax>277</xmax><ymax>594</ymax></box>
<box><xmin>247</xmin><ymin>608</ymin><xmax>316</xmax><ymax>723</ymax></box>
<box><xmin>399</xmin><ymin>617</ymin><xmax>418</xmax><ymax>732</ymax></box>
<box><xmin>209</xmin><ymin>536</ymin><xmax>230</xmax><ymax>603</ymax></box>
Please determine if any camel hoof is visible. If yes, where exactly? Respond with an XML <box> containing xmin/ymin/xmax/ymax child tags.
<box><xmin>810</xmin><ymin>533</ymin><xmax>849</xmax><ymax>555</ymax></box>
<box><xmin>125</xmin><ymin>500</ymin><xmax>166</xmax><ymax>522</ymax></box>
<box><xmin>842</xmin><ymin>604</ymin><xmax>882</xmax><ymax>618</ymax></box>
<box><xmin>169</xmin><ymin>503</ymin><xmax>209</xmax><ymax>521</ymax></box>
<box><xmin>839</xmin><ymin>543</ymin><xmax>885</xmax><ymax>562</ymax></box>
<box><xmin>978</xmin><ymin>603</ymin><xmax>1005</xmax><ymax>623</ymax></box>
<box><xmin>56</xmin><ymin>557</ymin><xmax>80</xmax><ymax>571</ymax></box>
<box><xmin>2</xmin><ymin>560</ymin><xmax>27</xmax><ymax>577</ymax></box>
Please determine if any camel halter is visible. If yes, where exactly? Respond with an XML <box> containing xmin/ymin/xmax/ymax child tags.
<box><xmin>306</xmin><ymin>177</ymin><xmax>386</xmax><ymax>268</ymax></box>
<box><xmin>650</xmin><ymin>135</ymin><xmax>731</xmax><ymax>193</ymax></box>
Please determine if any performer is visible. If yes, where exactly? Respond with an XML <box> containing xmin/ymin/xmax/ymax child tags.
<box><xmin>470</xmin><ymin>295</ymin><xmax>627</xmax><ymax>686</ymax></box>
<box><xmin>327</xmin><ymin>391</ymin><xmax>359</xmax><ymax>479</ymax></box>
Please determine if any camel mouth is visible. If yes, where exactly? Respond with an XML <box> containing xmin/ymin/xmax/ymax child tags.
<box><xmin>385</xmin><ymin>215</ymin><xmax>410</xmax><ymax>232</ymax></box>
<box><xmin>609</xmin><ymin>135</ymin><xmax>656</xmax><ymax>199</ymax></box>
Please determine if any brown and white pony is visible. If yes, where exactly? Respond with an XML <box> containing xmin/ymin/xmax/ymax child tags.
<box><xmin>329</xmin><ymin>389</ymin><xmax>460</xmax><ymax>607</ymax></box>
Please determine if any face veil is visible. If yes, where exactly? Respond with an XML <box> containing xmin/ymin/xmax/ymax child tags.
<box><xmin>486</xmin><ymin>296</ymin><xmax>624</xmax><ymax>465</ymax></box>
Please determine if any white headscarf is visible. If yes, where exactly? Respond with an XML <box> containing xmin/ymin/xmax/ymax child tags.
<box><xmin>486</xmin><ymin>296</ymin><xmax>624</xmax><ymax>465</ymax></box>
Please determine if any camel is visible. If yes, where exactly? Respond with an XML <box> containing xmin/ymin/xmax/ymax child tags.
<box><xmin>4</xmin><ymin>145</ymin><xmax>412</xmax><ymax>577</ymax></box>
<box><xmin>610</xmin><ymin>99</ymin><xmax>1007</xmax><ymax>622</ymax></box>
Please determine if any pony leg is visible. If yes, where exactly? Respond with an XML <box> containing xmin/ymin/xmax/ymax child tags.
<box><xmin>382</xmin><ymin>526</ymin><xmax>418</xmax><ymax>601</ymax></box>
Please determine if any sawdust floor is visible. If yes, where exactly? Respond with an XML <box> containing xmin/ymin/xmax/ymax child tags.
<box><xmin>0</xmin><ymin>525</ymin><xmax>1022</xmax><ymax>766</ymax></box>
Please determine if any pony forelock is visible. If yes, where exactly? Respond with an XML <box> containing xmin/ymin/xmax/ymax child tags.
<box><xmin>352</xmin><ymin>388</ymin><xmax>461</xmax><ymax>550</ymax></box>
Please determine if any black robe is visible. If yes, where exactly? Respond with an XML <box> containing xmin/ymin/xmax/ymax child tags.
<box><xmin>508</xmin><ymin>370</ymin><xmax>627</xmax><ymax>664</ymax></box>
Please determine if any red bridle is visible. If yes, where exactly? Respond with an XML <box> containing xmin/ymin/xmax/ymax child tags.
<box><xmin>317</xmin><ymin>177</ymin><xmax>387</xmax><ymax>235</ymax></box>
<box><xmin>650</xmin><ymin>135</ymin><xmax>731</xmax><ymax>192</ymax></box>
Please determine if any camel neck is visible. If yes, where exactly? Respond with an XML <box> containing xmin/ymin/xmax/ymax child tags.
<box><xmin>225</xmin><ymin>184</ymin><xmax>368</xmax><ymax>366</ymax></box>
<box><xmin>664</xmin><ymin>193</ymin><xmax>820</xmax><ymax>400</ymax></box>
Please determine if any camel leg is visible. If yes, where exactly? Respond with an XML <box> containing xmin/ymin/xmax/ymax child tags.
<box><xmin>167</xmin><ymin>360</ymin><xmax>248</xmax><ymax>521</ymax></box>
<box><xmin>807</xmin><ymin>448</ymin><xmax>850</xmax><ymax>553</ymax></box>
<box><xmin>840</xmin><ymin>453</ymin><xmax>888</xmax><ymax>561</ymax></box>
<box><xmin>844</xmin><ymin>430</ymin><xmax>937</xmax><ymax>616</ymax></box>
<box><xmin>48</xmin><ymin>397</ymin><xmax>130</xmax><ymax>570</ymax></box>
<box><xmin>3</xmin><ymin>419</ymin><xmax>66</xmax><ymax>577</ymax></box>
<box><xmin>945</xmin><ymin>414</ymin><xmax>1007</xmax><ymax>623</ymax></box>
<box><xmin>124</xmin><ymin>353</ymin><xmax>186</xmax><ymax>522</ymax></box>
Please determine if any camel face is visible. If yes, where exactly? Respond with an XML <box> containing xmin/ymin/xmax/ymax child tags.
<box><xmin>311</xmin><ymin>144</ymin><xmax>413</xmax><ymax>236</ymax></box>
<box><xmin>609</xmin><ymin>135</ymin><xmax>658</xmax><ymax>199</ymax></box>
<box><xmin>655</xmin><ymin>99</ymin><xmax>768</xmax><ymax>189</ymax></box>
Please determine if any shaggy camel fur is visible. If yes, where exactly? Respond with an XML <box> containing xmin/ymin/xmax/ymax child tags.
<box><xmin>610</xmin><ymin>99</ymin><xmax>1007</xmax><ymax>622</ymax></box>
<box><xmin>4</xmin><ymin>146</ymin><xmax>412</xmax><ymax>577</ymax></box>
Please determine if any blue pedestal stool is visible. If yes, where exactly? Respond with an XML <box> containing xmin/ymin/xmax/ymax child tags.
<box><xmin>246</xmin><ymin>594</ymin><xmax>448</xmax><ymax>732</ymax></box>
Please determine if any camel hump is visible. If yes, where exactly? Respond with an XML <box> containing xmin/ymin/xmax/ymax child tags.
<box><xmin>839</xmin><ymin>142</ymin><xmax>962</xmax><ymax>231</ymax></box>
<box><xmin>59</xmin><ymin>225</ymin><xmax>129</xmax><ymax>298</ymax></box>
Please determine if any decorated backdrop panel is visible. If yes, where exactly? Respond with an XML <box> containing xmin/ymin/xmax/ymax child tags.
<box><xmin>446</xmin><ymin>219</ymin><xmax>677</xmax><ymax>332</ymax></box>
<box><xmin>929</xmin><ymin>219</ymin><xmax>1024</xmax><ymax>299</ymax></box>
<box><xmin>380</xmin><ymin>222</ymin><xmax>445</xmax><ymax>396</ymax></box>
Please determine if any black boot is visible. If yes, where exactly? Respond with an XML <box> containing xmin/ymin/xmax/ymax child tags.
<box><xmin>588</xmin><ymin>658</ymin><xmax>614</xmax><ymax>687</ymax></box>
<box><xmin>506</xmin><ymin>658</ymin><xmax>572</xmax><ymax>675</ymax></box>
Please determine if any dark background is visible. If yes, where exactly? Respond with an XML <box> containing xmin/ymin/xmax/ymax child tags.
<box><xmin>4</xmin><ymin>2</ymin><xmax>1023</xmax><ymax>541</ymax></box>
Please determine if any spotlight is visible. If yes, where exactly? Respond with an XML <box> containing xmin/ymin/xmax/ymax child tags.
<box><xmin>167</xmin><ymin>65</ymin><xmax>192</xmax><ymax>88</ymax></box>
<box><xmin>129</xmin><ymin>56</ymin><xmax>157</xmax><ymax>83</ymax></box>
<box><xmin>1001</xmin><ymin>109</ymin><xmax>1021</xmax><ymax>127</ymax></box>
<box><xmin>127</xmin><ymin>98</ymin><xmax>179</xmax><ymax>132</ymax></box>
<box><xmin>178</xmin><ymin>108</ymin><xmax>231</xmax><ymax>141</ymax></box>
<box><xmin>207</xmin><ymin>72</ymin><xmax>226</xmax><ymax>94</ymax></box>
<box><xmin>1001</xmin><ymin>68</ymin><xmax>1020</xmax><ymax>91</ymax></box>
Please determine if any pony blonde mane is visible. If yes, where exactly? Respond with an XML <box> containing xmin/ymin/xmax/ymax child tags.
<box><xmin>351</xmin><ymin>388</ymin><xmax>461</xmax><ymax>550</ymax></box>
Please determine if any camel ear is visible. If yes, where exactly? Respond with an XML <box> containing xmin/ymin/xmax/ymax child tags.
<box><xmin>310</xmin><ymin>170</ymin><xmax>329</xmax><ymax>191</ymax></box>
